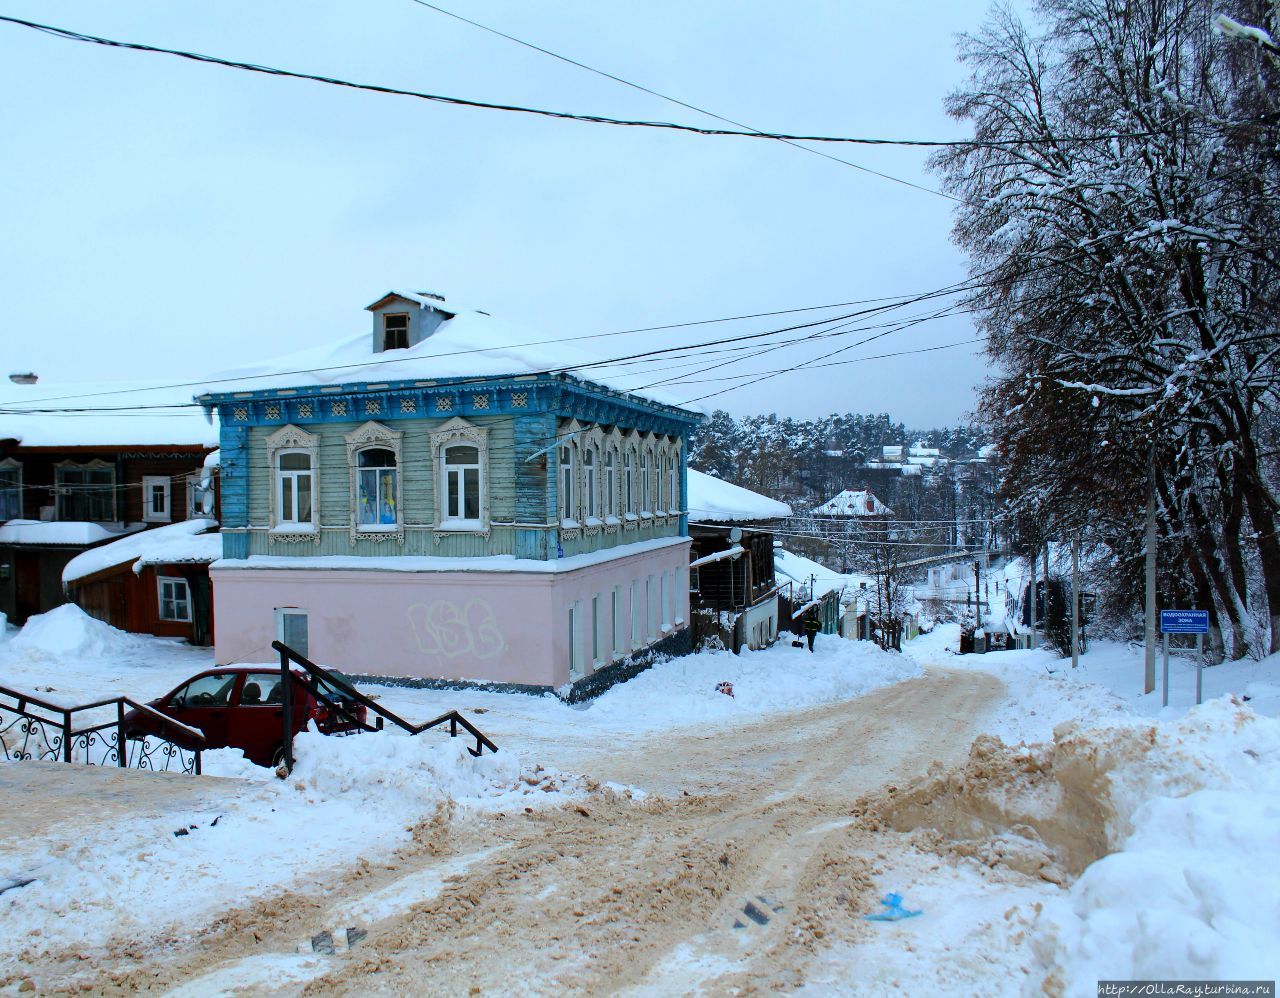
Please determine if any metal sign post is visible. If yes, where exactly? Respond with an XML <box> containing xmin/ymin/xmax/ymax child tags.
<box><xmin>1159</xmin><ymin>610</ymin><xmax>1210</xmax><ymax>707</ymax></box>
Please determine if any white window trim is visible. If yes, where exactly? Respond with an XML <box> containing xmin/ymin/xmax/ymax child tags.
<box><xmin>611</xmin><ymin>585</ymin><xmax>623</xmax><ymax>657</ymax></box>
<box><xmin>0</xmin><ymin>457</ymin><xmax>22</xmax><ymax>521</ymax></box>
<box><xmin>431</xmin><ymin>416</ymin><xmax>490</xmax><ymax>537</ymax></box>
<box><xmin>629</xmin><ymin>579</ymin><xmax>642</xmax><ymax>651</ymax></box>
<box><xmin>142</xmin><ymin>475</ymin><xmax>171</xmax><ymax>523</ymax></box>
<box><xmin>568</xmin><ymin>601</ymin><xmax>584</xmax><ymax>679</ymax></box>
<box><xmin>265</xmin><ymin>424</ymin><xmax>320</xmax><ymax>541</ymax></box>
<box><xmin>345</xmin><ymin>421</ymin><xmax>404</xmax><ymax>545</ymax></box>
<box><xmin>646</xmin><ymin>575</ymin><xmax>657</xmax><ymax>641</ymax></box>
<box><xmin>157</xmin><ymin>576</ymin><xmax>191</xmax><ymax>622</ymax></box>
<box><xmin>592</xmin><ymin>593</ymin><xmax>603</xmax><ymax>667</ymax></box>
<box><xmin>275</xmin><ymin>606</ymin><xmax>309</xmax><ymax>658</ymax></box>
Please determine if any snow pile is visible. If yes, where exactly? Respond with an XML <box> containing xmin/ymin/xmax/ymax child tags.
<box><xmin>1030</xmin><ymin>700</ymin><xmax>1280</xmax><ymax>990</ymax></box>
<box><xmin>0</xmin><ymin>730</ymin><xmax>585</xmax><ymax>959</ymax></box>
<box><xmin>582</xmin><ymin>636</ymin><xmax>921</xmax><ymax>729</ymax></box>
<box><xmin>62</xmin><ymin>519</ymin><xmax>220</xmax><ymax>584</ymax></box>
<box><xmin>686</xmin><ymin>468</ymin><xmax>791</xmax><ymax>522</ymax></box>
<box><xmin>286</xmin><ymin>727</ymin><xmax>583</xmax><ymax>814</ymax></box>
<box><xmin>7</xmin><ymin>604</ymin><xmax>143</xmax><ymax>661</ymax></box>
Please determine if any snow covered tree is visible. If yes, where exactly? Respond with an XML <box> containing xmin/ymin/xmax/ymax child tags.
<box><xmin>935</xmin><ymin>0</ymin><xmax>1280</xmax><ymax>656</ymax></box>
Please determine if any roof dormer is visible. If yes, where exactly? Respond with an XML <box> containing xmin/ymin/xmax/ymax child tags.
<box><xmin>365</xmin><ymin>291</ymin><xmax>457</xmax><ymax>353</ymax></box>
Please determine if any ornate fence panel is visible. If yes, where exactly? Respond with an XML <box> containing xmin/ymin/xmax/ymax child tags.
<box><xmin>0</xmin><ymin>685</ymin><xmax>202</xmax><ymax>775</ymax></box>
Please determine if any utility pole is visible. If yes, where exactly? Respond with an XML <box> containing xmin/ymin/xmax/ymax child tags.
<box><xmin>1071</xmin><ymin>534</ymin><xmax>1080</xmax><ymax>669</ymax></box>
<box><xmin>1144</xmin><ymin>453</ymin><xmax>1157</xmax><ymax>694</ymax></box>
<box><xmin>974</xmin><ymin>559</ymin><xmax>982</xmax><ymax>629</ymax></box>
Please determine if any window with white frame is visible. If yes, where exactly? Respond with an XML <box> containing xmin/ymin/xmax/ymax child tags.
<box><xmin>430</xmin><ymin>417</ymin><xmax>488</xmax><ymax>531</ymax></box>
<box><xmin>612</xmin><ymin>586</ymin><xmax>623</xmax><ymax>656</ymax></box>
<box><xmin>266</xmin><ymin>424</ymin><xmax>319</xmax><ymax>532</ymax></box>
<box><xmin>622</xmin><ymin>451</ymin><xmax>634</xmax><ymax>515</ymax></box>
<box><xmin>583</xmin><ymin>447</ymin><xmax>597</xmax><ymax>519</ymax></box>
<box><xmin>276</xmin><ymin>451</ymin><xmax>313</xmax><ymax>526</ymax></box>
<box><xmin>676</xmin><ymin>568</ymin><xmax>686</xmax><ymax>625</ymax></box>
<box><xmin>649</xmin><ymin>450</ymin><xmax>659</xmax><ymax>514</ymax></box>
<box><xmin>442</xmin><ymin>445</ymin><xmax>481</xmax><ymax>523</ymax></box>
<box><xmin>356</xmin><ymin>448</ymin><xmax>398</xmax><ymax>527</ymax></box>
<box><xmin>158</xmin><ymin>577</ymin><xmax>191</xmax><ymax>622</ymax></box>
<box><xmin>592</xmin><ymin>594</ymin><xmax>602</xmax><ymax>666</ymax></box>
<box><xmin>142</xmin><ymin>475</ymin><xmax>171</xmax><ymax>523</ymax></box>
<box><xmin>559</xmin><ymin>445</ymin><xmax>575</xmax><ymax>521</ymax></box>
<box><xmin>604</xmin><ymin>451</ymin><xmax>616</xmax><ymax>518</ymax></box>
<box><xmin>0</xmin><ymin>459</ymin><xmax>21</xmax><ymax>520</ymax></box>
<box><xmin>56</xmin><ymin>462</ymin><xmax>115</xmax><ymax>521</ymax></box>
<box><xmin>646</xmin><ymin>575</ymin><xmax>657</xmax><ymax>640</ymax></box>
<box><xmin>276</xmin><ymin>607</ymin><xmax>309</xmax><ymax>659</ymax></box>
<box><xmin>667</xmin><ymin>453</ymin><xmax>678</xmax><ymax>512</ymax></box>
<box><xmin>568</xmin><ymin>602</ymin><xmax>583</xmax><ymax>678</ymax></box>
<box><xmin>630</xmin><ymin>579</ymin><xmax>642</xmax><ymax>650</ymax></box>
<box><xmin>660</xmin><ymin>572</ymin><xmax>671</xmax><ymax>631</ymax></box>
<box><xmin>640</xmin><ymin>452</ymin><xmax>650</xmax><ymax>512</ymax></box>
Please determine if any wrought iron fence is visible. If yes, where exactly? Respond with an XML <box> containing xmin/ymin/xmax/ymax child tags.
<box><xmin>0</xmin><ymin>685</ymin><xmax>203</xmax><ymax>775</ymax></box>
<box><xmin>271</xmin><ymin>641</ymin><xmax>497</xmax><ymax>772</ymax></box>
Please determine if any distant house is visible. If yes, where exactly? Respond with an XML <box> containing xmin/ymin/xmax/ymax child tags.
<box><xmin>62</xmin><ymin>515</ymin><xmax>222</xmax><ymax>645</ymax></box>
<box><xmin>812</xmin><ymin>488</ymin><xmax>894</xmax><ymax>518</ymax></box>
<box><xmin>198</xmin><ymin>291</ymin><xmax>703</xmax><ymax>697</ymax></box>
<box><xmin>685</xmin><ymin>469</ymin><xmax>791</xmax><ymax>652</ymax></box>
<box><xmin>0</xmin><ymin>380</ymin><xmax>219</xmax><ymax>625</ymax></box>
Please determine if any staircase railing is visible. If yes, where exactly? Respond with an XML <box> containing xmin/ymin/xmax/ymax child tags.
<box><xmin>0</xmin><ymin>684</ymin><xmax>204</xmax><ymax>774</ymax></box>
<box><xmin>271</xmin><ymin>641</ymin><xmax>498</xmax><ymax>772</ymax></box>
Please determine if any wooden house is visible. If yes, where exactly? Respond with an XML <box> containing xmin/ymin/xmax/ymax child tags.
<box><xmin>0</xmin><ymin>381</ymin><xmax>219</xmax><ymax>625</ymax></box>
<box><xmin>685</xmin><ymin>469</ymin><xmax>791</xmax><ymax>652</ymax></box>
<box><xmin>198</xmin><ymin>291</ymin><xmax>704</xmax><ymax>698</ymax></box>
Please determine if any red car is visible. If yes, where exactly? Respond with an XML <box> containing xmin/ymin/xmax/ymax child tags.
<box><xmin>124</xmin><ymin>666</ymin><xmax>369</xmax><ymax>768</ymax></box>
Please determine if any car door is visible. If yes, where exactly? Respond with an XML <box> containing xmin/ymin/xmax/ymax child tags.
<box><xmin>167</xmin><ymin>672</ymin><xmax>238</xmax><ymax>749</ymax></box>
<box><xmin>225</xmin><ymin>671</ymin><xmax>299</xmax><ymax>766</ymax></box>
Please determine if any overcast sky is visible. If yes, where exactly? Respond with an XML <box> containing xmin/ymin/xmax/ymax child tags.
<box><xmin>0</xmin><ymin>0</ymin><xmax>997</xmax><ymax>428</ymax></box>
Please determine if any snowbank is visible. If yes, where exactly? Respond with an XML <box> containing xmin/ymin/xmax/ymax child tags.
<box><xmin>1032</xmin><ymin>700</ymin><xmax>1280</xmax><ymax>989</ymax></box>
<box><xmin>578</xmin><ymin>635</ymin><xmax>922</xmax><ymax>729</ymax></box>
<box><xmin>686</xmin><ymin>468</ymin><xmax>791</xmax><ymax>523</ymax></box>
<box><xmin>62</xmin><ymin>519</ymin><xmax>220</xmax><ymax>584</ymax></box>
<box><xmin>7</xmin><ymin>604</ymin><xmax>144</xmax><ymax>661</ymax></box>
<box><xmin>0</xmin><ymin>729</ymin><xmax>586</xmax><ymax>959</ymax></box>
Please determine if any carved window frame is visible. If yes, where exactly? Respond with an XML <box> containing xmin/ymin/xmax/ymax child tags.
<box><xmin>603</xmin><ymin>426</ymin><xmax>624</xmax><ymax>531</ymax></box>
<box><xmin>265</xmin><ymin>424</ymin><xmax>321</xmax><ymax>543</ymax></box>
<box><xmin>431</xmin><ymin>415</ymin><xmax>489</xmax><ymax>539</ymax></box>
<box><xmin>579</xmin><ymin>424</ymin><xmax>605</xmax><ymax>535</ymax></box>
<box><xmin>621</xmin><ymin>430</ymin><xmax>640</xmax><ymax>528</ymax></box>
<box><xmin>345</xmin><ymin>421</ymin><xmax>404</xmax><ymax>545</ymax></box>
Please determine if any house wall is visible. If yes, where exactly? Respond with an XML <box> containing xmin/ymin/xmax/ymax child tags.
<box><xmin>0</xmin><ymin>545</ymin><xmax>75</xmax><ymax>624</ymax></box>
<box><xmin>367</xmin><ymin>298</ymin><xmax>449</xmax><ymax>353</ymax></box>
<box><xmin>0</xmin><ymin>447</ymin><xmax>208</xmax><ymax>523</ymax></box>
<box><xmin>70</xmin><ymin>563</ymin><xmax>214</xmax><ymax>644</ymax></box>
<box><xmin>211</xmin><ymin>539</ymin><xmax>691</xmax><ymax>688</ymax></box>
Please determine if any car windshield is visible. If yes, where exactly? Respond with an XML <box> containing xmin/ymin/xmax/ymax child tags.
<box><xmin>172</xmin><ymin>673</ymin><xmax>237</xmax><ymax>707</ymax></box>
<box><xmin>313</xmin><ymin>671</ymin><xmax>358</xmax><ymax>703</ymax></box>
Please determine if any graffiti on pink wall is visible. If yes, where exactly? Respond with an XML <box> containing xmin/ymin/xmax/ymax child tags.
<box><xmin>406</xmin><ymin>600</ymin><xmax>507</xmax><ymax>660</ymax></box>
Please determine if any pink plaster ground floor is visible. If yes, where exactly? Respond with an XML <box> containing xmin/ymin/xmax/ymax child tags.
<box><xmin>211</xmin><ymin>539</ymin><xmax>692</xmax><ymax>689</ymax></box>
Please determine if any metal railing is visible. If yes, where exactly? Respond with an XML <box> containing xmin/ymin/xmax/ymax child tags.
<box><xmin>0</xmin><ymin>684</ymin><xmax>204</xmax><ymax>775</ymax></box>
<box><xmin>271</xmin><ymin>641</ymin><xmax>498</xmax><ymax>772</ymax></box>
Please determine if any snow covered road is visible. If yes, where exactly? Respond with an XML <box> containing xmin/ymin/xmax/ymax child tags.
<box><xmin>8</xmin><ymin>666</ymin><xmax>1005</xmax><ymax>995</ymax></box>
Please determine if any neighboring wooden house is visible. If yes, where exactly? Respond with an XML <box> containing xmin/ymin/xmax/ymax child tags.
<box><xmin>0</xmin><ymin>381</ymin><xmax>219</xmax><ymax>624</ymax></box>
<box><xmin>685</xmin><ymin>469</ymin><xmax>791</xmax><ymax>652</ymax></box>
<box><xmin>62</xmin><ymin>518</ymin><xmax>222</xmax><ymax>644</ymax></box>
<box><xmin>198</xmin><ymin>291</ymin><xmax>703</xmax><ymax>697</ymax></box>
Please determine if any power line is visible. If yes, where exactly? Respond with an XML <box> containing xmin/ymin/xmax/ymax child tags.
<box><xmin>1</xmin><ymin>14</ymin><xmax>1175</xmax><ymax>156</ymax></box>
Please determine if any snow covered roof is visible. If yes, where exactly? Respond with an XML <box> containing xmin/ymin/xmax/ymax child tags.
<box><xmin>0</xmin><ymin>379</ymin><xmax>218</xmax><ymax>449</ymax></box>
<box><xmin>686</xmin><ymin>469</ymin><xmax>791</xmax><ymax>523</ymax></box>
<box><xmin>365</xmin><ymin>290</ymin><xmax>457</xmax><ymax>315</ymax></box>
<box><xmin>62</xmin><ymin>519</ymin><xmax>221</xmax><ymax>584</ymax></box>
<box><xmin>812</xmin><ymin>489</ymin><xmax>894</xmax><ymax>517</ymax></box>
<box><xmin>197</xmin><ymin>308</ymin><xmax>700</xmax><ymax>413</ymax></box>
<box><xmin>774</xmin><ymin>548</ymin><xmax>856</xmax><ymax>599</ymax></box>
<box><xmin>0</xmin><ymin>520</ymin><xmax>146</xmax><ymax>548</ymax></box>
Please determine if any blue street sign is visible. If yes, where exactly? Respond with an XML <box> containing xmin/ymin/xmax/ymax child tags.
<box><xmin>1160</xmin><ymin>609</ymin><xmax>1209</xmax><ymax>634</ymax></box>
